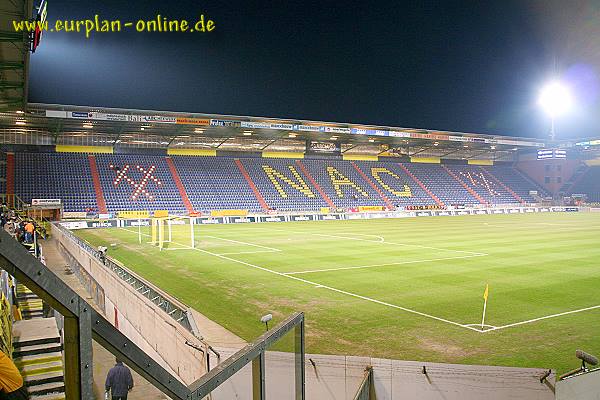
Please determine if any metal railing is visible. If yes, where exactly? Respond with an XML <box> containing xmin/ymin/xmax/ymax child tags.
<box><xmin>54</xmin><ymin>223</ymin><xmax>194</xmax><ymax>332</ymax></box>
<box><xmin>352</xmin><ymin>366</ymin><xmax>374</xmax><ymax>400</ymax></box>
<box><xmin>0</xmin><ymin>228</ymin><xmax>306</xmax><ymax>399</ymax></box>
<box><xmin>0</xmin><ymin>194</ymin><xmax>27</xmax><ymax>211</ymax></box>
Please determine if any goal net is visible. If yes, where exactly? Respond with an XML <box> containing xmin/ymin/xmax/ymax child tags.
<box><xmin>146</xmin><ymin>216</ymin><xmax>195</xmax><ymax>250</ymax></box>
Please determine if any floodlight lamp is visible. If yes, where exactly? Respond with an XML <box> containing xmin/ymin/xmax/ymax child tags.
<box><xmin>538</xmin><ymin>81</ymin><xmax>573</xmax><ymax>117</ymax></box>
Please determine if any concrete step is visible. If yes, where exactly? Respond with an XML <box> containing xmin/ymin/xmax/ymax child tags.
<box><xmin>28</xmin><ymin>392</ymin><xmax>65</xmax><ymax>400</ymax></box>
<box><xmin>27</xmin><ymin>381</ymin><xmax>65</xmax><ymax>397</ymax></box>
<box><xmin>24</xmin><ymin>373</ymin><xmax>64</xmax><ymax>388</ymax></box>
<box><xmin>14</xmin><ymin>337</ymin><xmax>60</xmax><ymax>349</ymax></box>
<box><xmin>13</xmin><ymin>344</ymin><xmax>62</xmax><ymax>359</ymax></box>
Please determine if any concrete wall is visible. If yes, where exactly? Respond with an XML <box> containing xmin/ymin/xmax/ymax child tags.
<box><xmin>517</xmin><ymin>159</ymin><xmax>581</xmax><ymax>194</ymax></box>
<box><xmin>53</xmin><ymin>225</ymin><xmax>208</xmax><ymax>386</ymax></box>
<box><xmin>556</xmin><ymin>369</ymin><xmax>600</xmax><ymax>400</ymax></box>
<box><xmin>211</xmin><ymin>348</ymin><xmax>556</xmax><ymax>400</ymax></box>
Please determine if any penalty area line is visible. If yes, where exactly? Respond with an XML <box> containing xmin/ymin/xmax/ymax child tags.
<box><xmin>257</xmin><ymin>227</ymin><xmax>487</xmax><ymax>256</ymax></box>
<box><xmin>204</xmin><ymin>235</ymin><xmax>282</xmax><ymax>252</ymax></box>
<box><xmin>284</xmin><ymin>253</ymin><xmax>488</xmax><ymax>275</ymax></box>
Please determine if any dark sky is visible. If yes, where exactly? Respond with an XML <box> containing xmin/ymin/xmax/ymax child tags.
<box><xmin>28</xmin><ymin>0</ymin><xmax>600</xmax><ymax>139</ymax></box>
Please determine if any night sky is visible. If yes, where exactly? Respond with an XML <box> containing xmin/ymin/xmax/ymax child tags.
<box><xmin>28</xmin><ymin>0</ymin><xmax>600</xmax><ymax>139</ymax></box>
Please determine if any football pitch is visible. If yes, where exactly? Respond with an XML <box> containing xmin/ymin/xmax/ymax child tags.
<box><xmin>75</xmin><ymin>212</ymin><xmax>600</xmax><ymax>373</ymax></box>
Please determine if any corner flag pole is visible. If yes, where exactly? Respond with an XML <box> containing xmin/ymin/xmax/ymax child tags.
<box><xmin>481</xmin><ymin>284</ymin><xmax>489</xmax><ymax>331</ymax></box>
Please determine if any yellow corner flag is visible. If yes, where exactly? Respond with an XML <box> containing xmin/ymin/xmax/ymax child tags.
<box><xmin>483</xmin><ymin>284</ymin><xmax>489</xmax><ymax>302</ymax></box>
<box><xmin>481</xmin><ymin>283</ymin><xmax>490</xmax><ymax>330</ymax></box>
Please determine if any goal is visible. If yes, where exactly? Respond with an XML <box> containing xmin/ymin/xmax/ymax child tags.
<box><xmin>146</xmin><ymin>216</ymin><xmax>195</xmax><ymax>250</ymax></box>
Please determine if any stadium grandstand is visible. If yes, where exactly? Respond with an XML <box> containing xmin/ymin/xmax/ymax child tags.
<box><xmin>0</xmin><ymin>104</ymin><xmax>599</xmax><ymax>216</ymax></box>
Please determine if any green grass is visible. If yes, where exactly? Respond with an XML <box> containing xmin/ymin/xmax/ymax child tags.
<box><xmin>75</xmin><ymin>212</ymin><xmax>600</xmax><ymax>373</ymax></box>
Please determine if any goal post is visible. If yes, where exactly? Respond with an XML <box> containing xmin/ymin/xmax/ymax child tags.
<box><xmin>148</xmin><ymin>216</ymin><xmax>196</xmax><ymax>250</ymax></box>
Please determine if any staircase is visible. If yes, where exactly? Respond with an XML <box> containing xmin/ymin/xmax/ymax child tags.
<box><xmin>235</xmin><ymin>159</ymin><xmax>270</xmax><ymax>211</ymax></box>
<box><xmin>165</xmin><ymin>157</ymin><xmax>195</xmax><ymax>214</ymax></box>
<box><xmin>16</xmin><ymin>283</ymin><xmax>43</xmax><ymax>319</ymax></box>
<box><xmin>87</xmin><ymin>155</ymin><xmax>108</xmax><ymax>214</ymax></box>
<box><xmin>295</xmin><ymin>160</ymin><xmax>336</xmax><ymax>208</ymax></box>
<box><xmin>12</xmin><ymin>308</ymin><xmax>65</xmax><ymax>399</ymax></box>
<box><xmin>351</xmin><ymin>162</ymin><xmax>393</xmax><ymax>208</ymax></box>
<box><xmin>441</xmin><ymin>165</ymin><xmax>488</xmax><ymax>205</ymax></box>
<box><xmin>478</xmin><ymin>167</ymin><xmax>525</xmax><ymax>204</ymax></box>
<box><xmin>398</xmin><ymin>164</ymin><xmax>445</xmax><ymax>207</ymax></box>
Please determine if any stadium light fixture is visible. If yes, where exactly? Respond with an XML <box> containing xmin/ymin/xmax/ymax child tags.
<box><xmin>15</xmin><ymin>110</ymin><xmax>24</xmax><ymax>114</ymax></box>
<box><xmin>140</xmin><ymin>127</ymin><xmax>145</xmax><ymax>131</ymax></box>
<box><xmin>368</xmin><ymin>139</ymin><xmax>375</xmax><ymax>142</ymax></box>
<box><xmin>538</xmin><ymin>80</ymin><xmax>573</xmax><ymax>141</ymax></box>
<box><xmin>83</xmin><ymin>123</ymin><xmax>93</xmax><ymax>129</ymax></box>
<box><xmin>288</xmin><ymin>133</ymin><xmax>297</xmax><ymax>138</ymax></box>
<box><xmin>15</xmin><ymin>121</ymin><xmax>26</xmax><ymax>126</ymax></box>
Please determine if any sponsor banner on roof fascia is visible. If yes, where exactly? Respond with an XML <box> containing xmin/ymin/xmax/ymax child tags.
<box><xmin>210</xmin><ymin>119</ymin><xmax>240</xmax><ymax>127</ymax></box>
<box><xmin>176</xmin><ymin>117</ymin><xmax>209</xmax><ymax>125</ymax></box>
<box><xmin>69</xmin><ymin>111</ymin><xmax>91</xmax><ymax>119</ymax></box>
<box><xmin>99</xmin><ymin>113</ymin><xmax>128</xmax><ymax>122</ymax></box>
<box><xmin>128</xmin><ymin>115</ymin><xmax>176</xmax><ymax>123</ymax></box>
<box><xmin>295</xmin><ymin>125</ymin><xmax>320</xmax><ymax>132</ymax></box>
<box><xmin>240</xmin><ymin>121</ymin><xmax>271</xmax><ymax>129</ymax></box>
<box><xmin>323</xmin><ymin>126</ymin><xmax>351</xmax><ymax>134</ymax></box>
<box><xmin>496</xmin><ymin>139</ymin><xmax>545</xmax><ymax>147</ymax></box>
<box><xmin>31</xmin><ymin>198</ymin><xmax>61</xmax><ymax>206</ymax></box>
<box><xmin>449</xmin><ymin>135</ymin><xmax>471</xmax><ymax>142</ymax></box>
<box><xmin>409</xmin><ymin>132</ymin><xmax>450</xmax><ymax>140</ymax></box>
<box><xmin>352</xmin><ymin>128</ymin><xmax>389</xmax><ymax>136</ymax></box>
<box><xmin>387</xmin><ymin>131</ymin><xmax>412</xmax><ymax>138</ymax></box>
<box><xmin>269</xmin><ymin>123</ymin><xmax>294</xmax><ymax>130</ymax></box>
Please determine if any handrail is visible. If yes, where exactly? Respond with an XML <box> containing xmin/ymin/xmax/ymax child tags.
<box><xmin>352</xmin><ymin>366</ymin><xmax>373</xmax><ymax>400</ymax></box>
<box><xmin>53</xmin><ymin>223</ymin><xmax>194</xmax><ymax>332</ymax></box>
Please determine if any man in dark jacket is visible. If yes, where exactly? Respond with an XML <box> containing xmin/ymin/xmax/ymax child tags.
<box><xmin>105</xmin><ymin>359</ymin><xmax>133</xmax><ymax>400</ymax></box>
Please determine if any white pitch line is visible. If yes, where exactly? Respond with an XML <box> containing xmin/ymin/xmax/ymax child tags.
<box><xmin>262</xmin><ymin>227</ymin><xmax>486</xmax><ymax>256</ymax></box>
<box><xmin>204</xmin><ymin>235</ymin><xmax>282</xmax><ymax>252</ymax></box>
<box><xmin>284</xmin><ymin>254</ymin><xmax>487</xmax><ymax>275</ymax></box>
<box><xmin>486</xmin><ymin>304</ymin><xmax>600</xmax><ymax>332</ymax></box>
<box><xmin>218</xmin><ymin>250</ymin><xmax>280</xmax><ymax>255</ymax></box>
<box><xmin>117</xmin><ymin>227</ymin><xmax>481</xmax><ymax>332</ymax></box>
